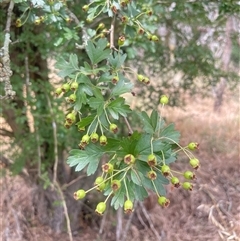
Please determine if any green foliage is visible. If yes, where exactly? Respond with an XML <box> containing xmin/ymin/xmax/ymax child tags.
<box><xmin>1</xmin><ymin>0</ymin><xmax>238</xmax><ymax>217</ymax></box>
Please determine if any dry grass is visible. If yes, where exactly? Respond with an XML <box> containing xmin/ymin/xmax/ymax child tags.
<box><xmin>0</xmin><ymin>91</ymin><xmax>239</xmax><ymax>241</ymax></box>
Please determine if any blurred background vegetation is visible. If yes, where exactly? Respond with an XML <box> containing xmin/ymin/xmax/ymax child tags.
<box><xmin>0</xmin><ymin>0</ymin><xmax>239</xmax><ymax>240</ymax></box>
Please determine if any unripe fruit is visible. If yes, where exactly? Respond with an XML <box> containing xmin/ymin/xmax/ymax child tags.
<box><xmin>78</xmin><ymin>126</ymin><xmax>85</xmax><ymax>132</ymax></box>
<box><xmin>64</xmin><ymin>121</ymin><xmax>71</xmax><ymax>129</ymax></box>
<box><xmin>189</xmin><ymin>158</ymin><xmax>200</xmax><ymax>169</ymax></box>
<box><xmin>111</xmin><ymin>179</ymin><xmax>121</xmax><ymax>192</ymax></box>
<box><xmin>124</xmin><ymin>200</ymin><xmax>134</xmax><ymax>214</ymax></box>
<box><xmin>98</xmin><ymin>23</ymin><xmax>105</xmax><ymax>30</ymax></box>
<box><xmin>137</xmin><ymin>74</ymin><xmax>145</xmax><ymax>82</ymax></box>
<box><xmin>74</xmin><ymin>189</ymin><xmax>86</xmax><ymax>200</ymax></box>
<box><xmin>65</xmin><ymin>17</ymin><xmax>71</xmax><ymax>23</ymax></box>
<box><xmin>81</xmin><ymin>134</ymin><xmax>90</xmax><ymax>144</ymax></box>
<box><xmin>111</xmin><ymin>5</ymin><xmax>118</xmax><ymax>14</ymax></box>
<box><xmin>70</xmin><ymin>82</ymin><xmax>78</xmax><ymax>91</ymax></box>
<box><xmin>183</xmin><ymin>171</ymin><xmax>195</xmax><ymax>180</ymax></box>
<box><xmin>147</xmin><ymin>154</ymin><xmax>157</xmax><ymax>167</ymax></box>
<box><xmin>39</xmin><ymin>16</ymin><xmax>45</xmax><ymax>22</ymax></box>
<box><xmin>147</xmin><ymin>170</ymin><xmax>157</xmax><ymax>180</ymax></box>
<box><xmin>188</xmin><ymin>142</ymin><xmax>199</xmax><ymax>150</ymax></box>
<box><xmin>91</xmin><ymin>132</ymin><xmax>99</xmax><ymax>143</ymax></box>
<box><xmin>86</xmin><ymin>18</ymin><xmax>93</xmax><ymax>23</ymax></box>
<box><xmin>137</xmin><ymin>27</ymin><xmax>144</xmax><ymax>35</ymax></box>
<box><xmin>151</xmin><ymin>35</ymin><xmax>159</xmax><ymax>42</ymax></box>
<box><xmin>95</xmin><ymin>202</ymin><xmax>106</xmax><ymax>215</ymax></box>
<box><xmin>146</xmin><ymin>9</ymin><xmax>153</xmax><ymax>16</ymax></box>
<box><xmin>78</xmin><ymin>141</ymin><xmax>86</xmax><ymax>150</ymax></box>
<box><xmin>61</xmin><ymin>83</ymin><xmax>70</xmax><ymax>93</ymax></box>
<box><xmin>109</xmin><ymin>123</ymin><xmax>118</xmax><ymax>134</ymax></box>
<box><xmin>68</xmin><ymin>93</ymin><xmax>77</xmax><ymax>103</ymax></box>
<box><xmin>94</xmin><ymin>176</ymin><xmax>106</xmax><ymax>191</ymax></box>
<box><xmin>16</xmin><ymin>18</ymin><xmax>22</xmax><ymax>27</ymax></box>
<box><xmin>118</xmin><ymin>35</ymin><xmax>125</xmax><ymax>46</ymax></box>
<box><xmin>48</xmin><ymin>0</ymin><xmax>54</xmax><ymax>6</ymax></box>
<box><xmin>182</xmin><ymin>182</ymin><xmax>193</xmax><ymax>191</ymax></box>
<box><xmin>102</xmin><ymin>163</ymin><xmax>113</xmax><ymax>173</ymax></box>
<box><xmin>171</xmin><ymin>176</ymin><xmax>180</xmax><ymax>188</ymax></box>
<box><xmin>160</xmin><ymin>95</ymin><xmax>169</xmax><ymax>105</ymax></box>
<box><xmin>121</xmin><ymin>16</ymin><xmax>128</xmax><ymax>23</ymax></box>
<box><xmin>158</xmin><ymin>196</ymin><xmax>170</xmax><ymax>207</ymax></box>
<box><xmin>161</xmin><ymin>165</ymin><xmax>170</xmax><ymax>176</ymax></box>
<box><xmin>124</xmin><ymin>154</ymin><xmax>135</xmax><ymax>165</ymax></box>
<box><xmin>99</xmin><ymin>135</ymin><xmax>107</xmax><ymax>146</ymax></box>
<box><xmin>66</xmin><ymin>113</ymin><xmax>76</xmax><ymax>124</ymax></box>
<box><xmin>143</xmin><ymin>77</ymin><xmax>150</xmax><ymax>84</ymax></box>
<box><xmin>34</xmin><ymin>18</ymin><xmax>41</xmax><ymax>25</ymax></box>
<box><xmin>147</xmin><ymin>34</ymin><xmax>153</xmax><ymax>41</ymax></box>
<box><xmin>55</xmin><ymin>87</ymin><xmax>62</xmax><ymax>97</ymax></box>
<box><xmin>82</xmin><ymin>5</ymin><xmax>89</xmax><ymax>12</ymax></box>
<box><xmin>112</xmin><ymin>75</ymin><xmax>119</xmax><ymax>84</ymax></box>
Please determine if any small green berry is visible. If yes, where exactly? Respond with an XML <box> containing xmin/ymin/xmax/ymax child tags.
<box><xmin>124</xmin><ymin>200</ymin><xmax>134</xmax><ymax>214</ymax></box>
<box><xmin>98</xmin><ymin>23</ymin><xmax>105</xmax><ymax>30</ymax></box>
<box><xmin>111</xmin><ymin>179</ymin><xmax>121</xmax><ymax>192</ymax></box>
<box><xmin>64</xmin><ymin>121</ymin><xmax>71</xmax><ymax>129</ymax></box>
<box><xmin>95</xmin><ymin>202</ymin><xmax>106</xmax><ymax>215</ymax></box>
<box><xmin>109</xmin><ymin>123</ymin><xmax>118</xmax><ymax>134</ymax></box>
<box><xmin>112</xmin><ymin>75</ymin><xmax>119</xmax><ymax>84</ymax></box>
<box><xmin>82</xmin><ymin>5</ymin><xmax>89</xmax><ymax>12</ymax></box>
<box><xmin>70</xmin><ymin>82</ymin><xmax>78</xmax><ymax>91</ymax></box>
<box><xmin>151</xmin><ymin>35</ymin><xmax>159</xmax><ymax>42</ymax></box>
<box><xmin>61</xmin><ymin>83</ymin><xmax>70</xmax><ymax>93</ymax></box>
<box><xmin>66</xmin><ymin>113</ymin><xmax>76</xmax><ymax>124</ymax></box>
<box><xmin>147</xmin><ymin>170</ymin><xmax>157</xmax><ymax>180</ymax></box>
<box><xmin>182</xmin><ymin>182</ymin><xmax>193</xmax><ymax>191</ymax></box>
<box><xmin>189</xmin><ymin>158</ymin><xmax>200</xmax><ymax>169</ymax></box>
<box><xmin>124</xmin><ymin>154</ymin><xmax>135</xmax><ymax>165</ymax></box>
<box><xmin>68</xmin><ymin>93</ymin><xmax>77</xmax><ymax>103</ymax></box>
<box><xmin>146</xmin><ymin>9</ymin><xmax>153</xmax><ymax>16</ymax></box>
<box><xmin>78</xmin><ymin>126</ymin><xmax>85</xmax><ymax>132</ymax></box>
<box><xmin>183</xmin><ymin>171</ymin><xmax>195</xmax><ymax>180</ymax></box>
<box><xmin>118</xmin><ymin>35</ymin><xmax>125</xmax><ymax>46</ymax></box>
<box><xmin>102</xmin><ymin>163</ymin><xmax>113</xmax><ymax>173</ymax></box>
<box><xmin>137</xmin><ymin>27</ymin><xmax>145</xmax><ymax>35</ymax></box>
<box><xmin>121</xmin><ymin>16</ymin><xmax>128</xmax><ymax>23</ymax></box>
<box><xmin>160</xmin><ymin>95</ymin><xmax>169</xmax><ymax>105</ymax></box>
<box><xmin>147</xmin><ymin>154</ymin><xmax>157</xmax><ymax>167</ymax></box>
<box><xmin>161</xmin><ymin>164</ymin><xmax>170</xmax><ymax>176</ymax></box>
<box><xmin>99</xmin><ymin>135</ymin><xmax>107</xmax><ymax>146</ymax></box>
<box><xmin>137</xmin><ymin>74</ymin><xmax>145</xmax><ymax>82</ymax></box>
<box><xmin>16</xmin><ymin>18</ymin><xmax>22</xmax><ymax>27</ymax></box>
<box><xmin>158</xmin><ymin>196</ymin><xmax>170</xmax><ymax>207</ymax></box>
<box><xmin>74</xmin><ymin>189</ymin><xmax>86</xmax><ymax>200</ymax></box>
<box><xmin>91</xmin><ymin>132</ymin><xmax>99</xmax><ymax>143</ymax></box>
<box><xmin>171</xmin><ymin>176</ymin><xmax>180</xmax><ymax>188</ymax></box>
<box><xmin>94</xmin><ymin>176</ymin><xmax>106</xmax><ymax>191</ymax></box>
<box><xmin>147</xmin><ymin>34</ymin><xmax>153</xmax><ymax>41</ymax></box>
<box><xmin>188</xmin><ymin>142</ymin><xmax>199</xmax><ymax>150</ymax></box>
<box><xmin>81</xmin><ymin>134</ymin><xmax>90</xmax><ymax>145</ymax></box>
<box><xmin>55</xmin><ymin>87</ymin><xmax>62</xmax><ymax>97</ymax></box>
<box><xmin>34</xmin><ymin>18</ymin><xmax>41</xmax><ymax>25</ymax></box>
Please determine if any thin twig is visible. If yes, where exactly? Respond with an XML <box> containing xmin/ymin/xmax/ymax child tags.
<box><xmin>62</xmin><ymin>174</ymin><xmax>86</xmax><ymax>189</ymax></box>
<box><xmin>139</xmin><ymin>202</ymin><xmax>161</xmax><ymax>241</ymax></box>
<box><xmin>123</xmin><ymin>117</ymin><xmax>133</xmax><ymax>135</ymax></box>
<box><xmin>55</xmin><ymin>182</ymin><xmax>73</xmax><ymax>241</ymax></box>
<box><xmin>46</xmin><ymin>94</ymin><xmax>58</xmax><ymax>185</ymax></box>
<box><xmin>110</xmin><ymin>16</ymin><xmax>116</xmax><ymax>49</ymax></box>
<box><xmin>116</xmin><ymin>208</ymin><xmax>123</xmax><ymax>241</ymax></box>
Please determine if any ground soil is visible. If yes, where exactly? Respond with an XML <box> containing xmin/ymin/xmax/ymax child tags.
<box><xmin>0</xmin><ymin>94</ymin><xmax>239</xmax><ymax>241</ymax></box>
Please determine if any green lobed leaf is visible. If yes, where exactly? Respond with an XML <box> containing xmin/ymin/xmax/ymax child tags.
<box><xmin>107</xmin><ymin>97</ymin><xmax>131</xmax><ymax>120</ymax></box>
<box><xmin>160</xmin><ymin>123</ymin><xmax>180</xmax><ymax>143</ymax></box>
<box><xmin>85</xmin><ymin>39</ymin><xmax>111</xmax><ymax>65</ymax></box>
<box><xmin>88</xmin><ymin>96</ymin><xmax>104</xmax><ymax>115</ymax></box>
<box><xmin>110</xmin><ymin>76</ymin><xmax>133</xmax><ymax>97</ymax></box>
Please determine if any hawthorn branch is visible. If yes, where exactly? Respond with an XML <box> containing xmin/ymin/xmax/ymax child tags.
<box><xmin>0</xmin><ymin>0</ymin><xmax>16</xmax><ymax>99</ymax></box>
